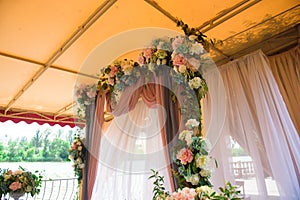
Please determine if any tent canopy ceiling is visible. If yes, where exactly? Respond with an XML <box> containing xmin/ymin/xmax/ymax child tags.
<box><xmin>0</xmin><ymin>0</ymin><xmax>299</xmax><ymax>126</ymax></box>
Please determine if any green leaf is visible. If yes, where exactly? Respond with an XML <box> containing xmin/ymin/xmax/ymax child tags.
<box><xmin>215</xmin><ymin>159</ymin><xmax>219</xmax><ymax>168</ymax></box>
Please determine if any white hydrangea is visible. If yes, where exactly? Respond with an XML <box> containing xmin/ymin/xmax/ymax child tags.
<box><xmin>185</xmin><ymin>119</ymin><xmax>200</xmax><ymax>129</ymax></box>
<box><xmin>185</xmin><ymin>174</ymin><xmax>200</xmax><ymax>185</ymax></box>
<box><xmin>190</xmin><ymin>42</ymin><xmax>204</xmax><ymax>55</ymax></box>
<box><xmin>179</xmin><ymin>130</ymin><xmax>193</xmax><ymax>141</ymax></box>
<box><xmin>178</xmin><ymin>65</ymin><xmax>187</xmax><ymax>73</ymax></box>
<box><xmin>188</xmin><ymin>77</ymin><xmax>202</xmax><ymax>89</ymax></box>
<box><xmin>196</xmin><ymin>185</ymin><xmax>215</xmax><ymax>196</ymax></box>
<box><xmin>200</xmin><ymin>169</ymin><xmax>211</xmax><ymax>177</ymax></box>
<box><xmin>196</xmin><ymin>155</ymin><xmax>210</xmax><ymax>169</ymax></box>
<box><xmin>185</xmin><ymin>131</ymin><xmax>193</xmax><ymax>145</ymax></box>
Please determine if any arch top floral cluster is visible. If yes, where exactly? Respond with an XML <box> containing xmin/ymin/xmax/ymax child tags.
<box><xmin>74</xmin><ymin>34</ymin><xmax>210</xmax><ymax>121</ymax></box>
<box><xmin>97</xmin><ymin>34</ymin><xmax>209</xmax><ymax>96</ymax></box>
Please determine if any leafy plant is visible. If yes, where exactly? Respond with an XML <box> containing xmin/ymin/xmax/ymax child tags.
<box><xmin>148</xmin><ymin>169</ymin><xmax>169</xmax><ymax>200</ymax></box>
<box><xmin>217</xmin><ymin>181</ymin><xmax>241</xmax><ymax>200</ymax></box>
<box><xmin>175</xmin><ymin>19</ymin><xmax>223</xmax><ymax>51</ymax></box>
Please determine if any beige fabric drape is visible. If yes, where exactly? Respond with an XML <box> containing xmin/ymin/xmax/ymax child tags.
<box><xmin>268</xmin><ymin>45</ymin><xmax>300</xmax><ymax>136</ymax></box>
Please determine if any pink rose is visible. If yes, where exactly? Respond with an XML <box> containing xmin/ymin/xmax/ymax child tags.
<box><xmin>109</xmin><ymin>65</ymin><xmax>118</xmax><ymax>77</ymax></box>
<box><xmin>143</xmin><ymin>48</ymin><xmax>154</xmax><ymax>59</ymax></box>
<box><xmin>9</xmin><ymin>181</ymin><xmax>22</xmax><ymax>191</ymax></box>
<box><xmin>176</xmin><ymin>148</ymin><xmax>193</xmax><ymax>165</ymax></box>
<box><xmin>137</xmin><ymin>55</ymin><xmax>145</xmax><ymax>65</ymax></box>
<box><xmin>172</xmin><ymin>54</ymin><xmax>187</xmax><ymax>66</ymax></box>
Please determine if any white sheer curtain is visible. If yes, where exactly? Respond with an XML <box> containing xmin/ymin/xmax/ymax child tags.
<box><xmin>203</xmin><ymin>64</ymin><xmax>235</xmax><ymax>189</ymax></box>
<box><xmin>91</xmin><ymin>100</ymin><xmax>171</xmax><ymax>200</ymax></box>
<box><xmin>204</xmin><ymin>50</ymin><xmax>300</xmax><ymax>199</ymax></box>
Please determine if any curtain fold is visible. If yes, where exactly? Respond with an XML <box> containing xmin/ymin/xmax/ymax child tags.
<box><xmin>204</xmin><ymin>50</ymin><xmax>300</xmax><ymax>199</ymax></box>
<box><xmin>268</xmin><ymin>45</ymin><xmax>300</xmax><ymax>135</ymax></box>
<box><xmin>86</xmin><ymin>92</ymin><xmax>107</xmax><ymax>200</ymax></box>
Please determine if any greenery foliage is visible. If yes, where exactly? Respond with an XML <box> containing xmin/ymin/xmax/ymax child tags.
<box><xmin>148</xmin><ymin>169</ymin><xmax>169</xmax><ymax>200</ymax></box>
<box><xmin>149</xmin><ymin>170</ymin><xmax>241</xmax><ymax>200</ymax></box>
<box><xmin>0</xmin><ymin>128</ymin><xmax>74</xmax><ymax>162</ymax></box>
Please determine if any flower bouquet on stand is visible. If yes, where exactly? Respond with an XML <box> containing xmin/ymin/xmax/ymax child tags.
<box><xmin>0</xmin><ymin>166</ymin><xmax>43</xmax><ymax>200</ymax></box>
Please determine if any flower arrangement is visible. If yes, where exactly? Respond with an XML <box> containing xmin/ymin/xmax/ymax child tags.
<box><xmin>149</xmin><ymin>170</ymin><xmax>241</xmax><ymax>200</ymax></box>
<box><xmin>175</xmin><ymin>19</ymin><xmax>222</xmax><ymax>51</ymax></box>
<box><xmin>74</xmin><ymin>83</ymin><xmax>97</xmax><ymax>119</ymax></box>
<box><xmin>149</xmin><ymin>119</ymin><xmax>241</xmax><ymax>200</ymax></box>
<box><xmin>137</xmin><ymin>34</ymin><xmax>208</xmax><ymax>82</ymax></box>
<box><xmin>173</xmin><ymin>119</ymin><xmax>213</xmax><ymax>187</ymax></box>
<box><xmin>0</xmin><ymin>166</ymin><xmax>43</xmax><ymax>197</ymax></box>
<box><xmin>98</xmin><ymin>59</ymin><xmax>139</xmax><ymax>90</ymax></box>
<box><xmin>69</xmin><ymin>134</ymin><xmax>86</xmax><ymax>184</ymax></box>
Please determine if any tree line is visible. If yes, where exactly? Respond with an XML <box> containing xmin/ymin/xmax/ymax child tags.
<box><xmin>0</xmin><ymin>128</ymin><xmax>76</xmax><ymax>162</ymax></box>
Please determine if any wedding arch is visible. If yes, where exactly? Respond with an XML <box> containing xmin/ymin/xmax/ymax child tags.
<box><xmin>75</xmin><ymin>22</ymin><xmax>228</xmax><ymax>200</ymax></box>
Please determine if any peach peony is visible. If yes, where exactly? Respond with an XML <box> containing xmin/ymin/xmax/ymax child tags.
<box><xmin>176</xmin><ymin>148</ymin><xmax>193</xmax><ymax>165</ymax></box>
<box><xmin>9</xmin><ymin>181</ymin><xmax>22</xmax><ymax>191</ymax></box>
<box><xmin>173</xmin><ymin>54</ymin><xmax>187</xmax><ymax>66</ymax></box>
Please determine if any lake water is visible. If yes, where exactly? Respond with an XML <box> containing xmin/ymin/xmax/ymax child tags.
<box><xmin>0</xmin><ymin>162</ymin><xmax>75</xmax><ymax>179</ymax></box>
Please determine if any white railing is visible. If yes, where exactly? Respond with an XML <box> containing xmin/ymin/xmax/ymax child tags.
<box><xmin>231</xmin><ymin>161</ymin><xmax>255</xmax><ymax>179</ymax></box>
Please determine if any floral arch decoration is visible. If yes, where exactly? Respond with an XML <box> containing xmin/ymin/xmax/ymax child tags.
<box><xmin>74</xmin><ymin>21</ymin><xmax>241</xmax><ymax>200</ymax></box>
<box><xmin>76</xmin><ymin>21</ymin><xmax>212</xmax><ymax>132</ymax></box>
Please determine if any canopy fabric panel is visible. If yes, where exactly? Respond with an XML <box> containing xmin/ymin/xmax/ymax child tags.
<box><xmin>0</xmin><ymin>0</ymin><xmax>299</xmax><ymax>126</ymax></box>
